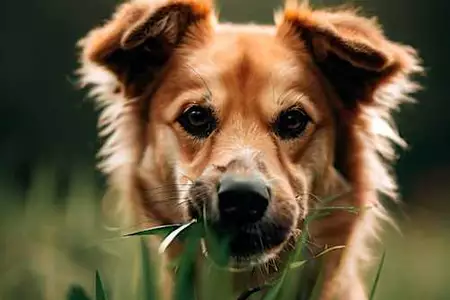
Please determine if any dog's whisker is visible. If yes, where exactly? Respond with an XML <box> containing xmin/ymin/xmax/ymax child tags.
<box><xmin>147</xmin><ymin>197</ymin><xmax>187</xmax><ymax>204</ymax></box>
<box><xmin>148</xmin><ymin>197</ymin><xmax>190</xmax><ymax>204</ymax></box>
<box><xmin>265</xmin><ymin>176</ymin><xmax>283</xmax><ymax>185</ymax></box>
<box><xmin>144</xmin><ymin>190</ymin><xmax>188</xmax><ymax>197</ymax></box>
<box><xmin>176</xmin><ymin>170</ymin><xmax>196</xmax><ymax>183</ymax></box>
<box><xmin>145</xmin><ymin>183</ymin><xmax>195</xmax><ymax>188</ymax></box>
<box><xmin>144</xmin><ymin>188</ymin><xmax>210</xmax><ymax>198</ymax></box>
<box><xmin>142</xmin><ymin>183</ymin><xmax>194</xmax><ymax>191</ymax></box>
<box><xmin>256</xmin><ymin>228</ymin><xmax>270</xmax><ymax>277</ymax></box>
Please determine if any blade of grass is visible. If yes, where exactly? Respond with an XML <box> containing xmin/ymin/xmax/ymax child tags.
<box><xmin>315</xmin><ymin>189</ymin><xmax>353</xmax><ymax>206</ymax></box>
<box><xmin>200</xmin><ymin>221</ymin><xmax>234</xmax><ymax>300</ymax></box>
<box><xmin>309</xmin><ymin>206</ymin><xmax>360</xmax><ymax>214</ymax></box>
<box><xmin>306</xmin><ymin>262</ymin><xmax>325</xmax><ymax>300</ymax></box>
<box><xmin>95</xmin><ymin>270</ymin><xmax>108</xmax><ymax>300</ymax></box>
<box><xmin>124</xmin><ymin>224</ymin><xmax>183</xmax><ymax>237</ymax></box>
<box><xmin>159</xmin><ymin>219</ymin><xmax>197</xmax><ymax>254</ymax></box>
<box><xmin>369</xmin><ymin>251</ymin><xmax>386</xmax><ymax>300</ymax></box>
<box><xmin>290</xmin><ymin>245</ymin><xmax>345</xmax><ymax>270</ymax></box>
<box><xmin>263</xmin><ymin>220</ymin><xmax>312</xmax><ymax>300</ymax></box>
<box><xmin>262</xmin><ymin>269</ymin><xmax>289</xmax><ymax>300</ymax></box>
<box><xmin>202</xmin><ymin>221</ymin><xmax>231</xmax><ymax>268</ymax></box>
<box><xmin>289</xmin><ymin>260</ymin><xmax>307</xmax><ymax>269</ymax></box>
<box><xmin>140</xmin><ymin>237</ymin><xmax>159</xmax><ymax>300</ymax></box>
<box><xmin>174</xmin><ymin>222</ymin><xmax>204</xmax><ymax>300</ymax></box>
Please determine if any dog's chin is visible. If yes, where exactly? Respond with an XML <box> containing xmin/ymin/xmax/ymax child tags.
<box><xmin>229</xmin><ymin>248</ymin><xmax>282</xmax><ymax>270</ymax></box>
<box><xmin>201</xmin><ymin>240</ymin><xmax>277</xmax><ymax>272</ymax></box>
<box><xmin>203</xmin><ymin>221</ymin><xmax>292</xmax><ymax>270</ymax></box>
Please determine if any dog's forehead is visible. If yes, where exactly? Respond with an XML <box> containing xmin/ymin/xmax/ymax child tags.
<box><xmin>183</xmin><ymin>27</ymin><xmax>304</xmax><ymax>91</ymax></box>
<box><xmin>174</xmin><ymin>26</ymin><xmax>328</xmax><ymax>117</ymax></box>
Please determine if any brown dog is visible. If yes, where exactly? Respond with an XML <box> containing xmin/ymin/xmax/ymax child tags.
<box><xmin>78</xmin><ymin>0</ymin><xmax>422</xmax><ymax>299</ymax></box>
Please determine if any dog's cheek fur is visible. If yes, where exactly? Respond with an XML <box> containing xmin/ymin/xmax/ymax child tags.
<box><xmin>276</xmin><ymin>4</ymin><xmax>422</xmax><ymax>299</ymax></box>
<box><xmin>77</xmin><ymin>0</ymin><xmax>215</xmax><ymax>225</ymax></box>
<box><xmin>138</xmin><ymin>125</ymin><xmax>187</xmax><ymax>223</ymax></box>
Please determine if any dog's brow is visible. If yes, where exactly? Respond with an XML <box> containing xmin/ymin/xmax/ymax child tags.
<box><xmin>277</xmin><ymin>89</ymin><xmax>307</xmax><ymax>107</ymax></box>
<box><xmin>185</xmin><ymin>64</ymin><xmax>213</xmax><ymax>102</ymax></box>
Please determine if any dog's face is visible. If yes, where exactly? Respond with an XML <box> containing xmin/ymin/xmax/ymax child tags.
<box><xmin>79</xmin><ymin>0</ymin><xmax>420</xmax><ymax>266</ymax></box>
<box><xmin>149</xmin><ymin>30</ymin><xmax>336</xmax><ymax>261</ymax></box>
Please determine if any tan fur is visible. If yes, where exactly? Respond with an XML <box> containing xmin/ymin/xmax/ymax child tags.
<box><xmin>77</xmin><ymin>0</ymin><xmax>422</xmax><ymax>299</ymax></box>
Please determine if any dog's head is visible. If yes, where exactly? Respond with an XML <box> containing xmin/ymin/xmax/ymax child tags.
<box><xmin>79</xmin><ymin>0</ymin><xmax>421</xmax><ymax>265</ymax></box>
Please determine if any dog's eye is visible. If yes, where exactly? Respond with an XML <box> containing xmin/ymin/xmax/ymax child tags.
<box><xmin>177</xmin><ymin>105</ymin><xmax>217</xmax><ymax>138</ymax></box>
<box><xmin>273</xmin><ymin>108</ymin><xmax>311</xmax><ymax>139</ymax></box>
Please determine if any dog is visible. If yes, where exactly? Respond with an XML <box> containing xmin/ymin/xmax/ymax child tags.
<box><xmin>78</xmin><ymin>0</ymin><xmax>422</xmax><ymax>299</ymax></box>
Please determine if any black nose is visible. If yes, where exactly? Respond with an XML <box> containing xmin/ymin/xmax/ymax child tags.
<box><xmin>217</xmin><ymin>175</ymin><xmax>270</xmax><ymax>226</ymax></box>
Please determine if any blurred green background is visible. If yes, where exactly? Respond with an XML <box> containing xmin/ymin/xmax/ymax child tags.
<box><xmin>1</xmin><ymin>0</ymin><xmax>449</xmax><ymax>299</ymax></box>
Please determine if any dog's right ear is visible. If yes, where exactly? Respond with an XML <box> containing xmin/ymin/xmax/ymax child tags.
<box><xmin>78</xmin><ymin>0</ymin><xmax>214</xmax><ymax>96</ymax></box>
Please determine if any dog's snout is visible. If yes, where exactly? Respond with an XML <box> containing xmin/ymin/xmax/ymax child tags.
<box><xmin>217</xmin><ymin>174</ymin><xmax>270</xmax><ymax>225</ymax></box>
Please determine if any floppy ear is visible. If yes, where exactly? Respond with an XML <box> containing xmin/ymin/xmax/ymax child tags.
<box><xmin>278</xmin><ymin>4</ymin><xmax>422</xmax><ymax>109</ymax></box>
<box><xmin>79</xmin><ymin>0</ymin><xmax>214</xmax><ymax>97</ymax></box>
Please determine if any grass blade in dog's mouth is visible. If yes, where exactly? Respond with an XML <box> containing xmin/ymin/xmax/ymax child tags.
<box><xmin>123</xmin><ymin>223</ymin><xmax>184</xmax><ymax>237</ymax></box>
<box><xmin>159</xmin><ymin>219</ymin><xmax>198</xmax><ymax>254</ymax></box>
<box><xmin>140</xmin><ymin>238</ymin><xmax>159</xmax><ymax>300</ymax></box>
<box><xmin>289</xmin><ymin>245</ymin><xmax>345</xmax><ymax>270</ymax></box>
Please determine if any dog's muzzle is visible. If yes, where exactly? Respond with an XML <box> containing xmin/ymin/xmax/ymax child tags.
<box><xmin>188</xmin><ymin>173</ymin><xmax>291</xmax><ymax>261</ymax></box>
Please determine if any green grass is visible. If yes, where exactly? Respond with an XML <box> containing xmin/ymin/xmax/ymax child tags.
<box><xmin>0</xmin><ymin>165</ymin><xmax>449</xmax><ymax>299</ymax></box>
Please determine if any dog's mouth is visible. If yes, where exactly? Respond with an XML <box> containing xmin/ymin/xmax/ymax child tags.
<box><xmin>199</xmin><ymin>219</ymin><xmax>292</xmax><ymax>269</ymax></box>
<box><xmin>220</xmin><ymin>222</ymin><xmax>288</xmax><ymax>256</ymax></box>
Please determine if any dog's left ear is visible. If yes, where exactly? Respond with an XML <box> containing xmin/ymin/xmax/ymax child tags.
<box><xmin>79</xmin><ymin>0</ymin><xmax>214</xmax><ymax>97</ymax></box>
<box><xmin>277</xmin><ymin>4</ymin><xmax>422</xmax><ymax>109</ymax></box>
<box><xmin>77</xmin><ymin>0</ymin><xmax>215</xmax><ymax>176</ymax></box>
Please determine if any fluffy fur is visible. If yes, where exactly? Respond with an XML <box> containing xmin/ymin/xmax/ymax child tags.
<box><xmin>77</xmin><ymin>0</ymin><xmax>422</xmax><ymax>299</ymax></box>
